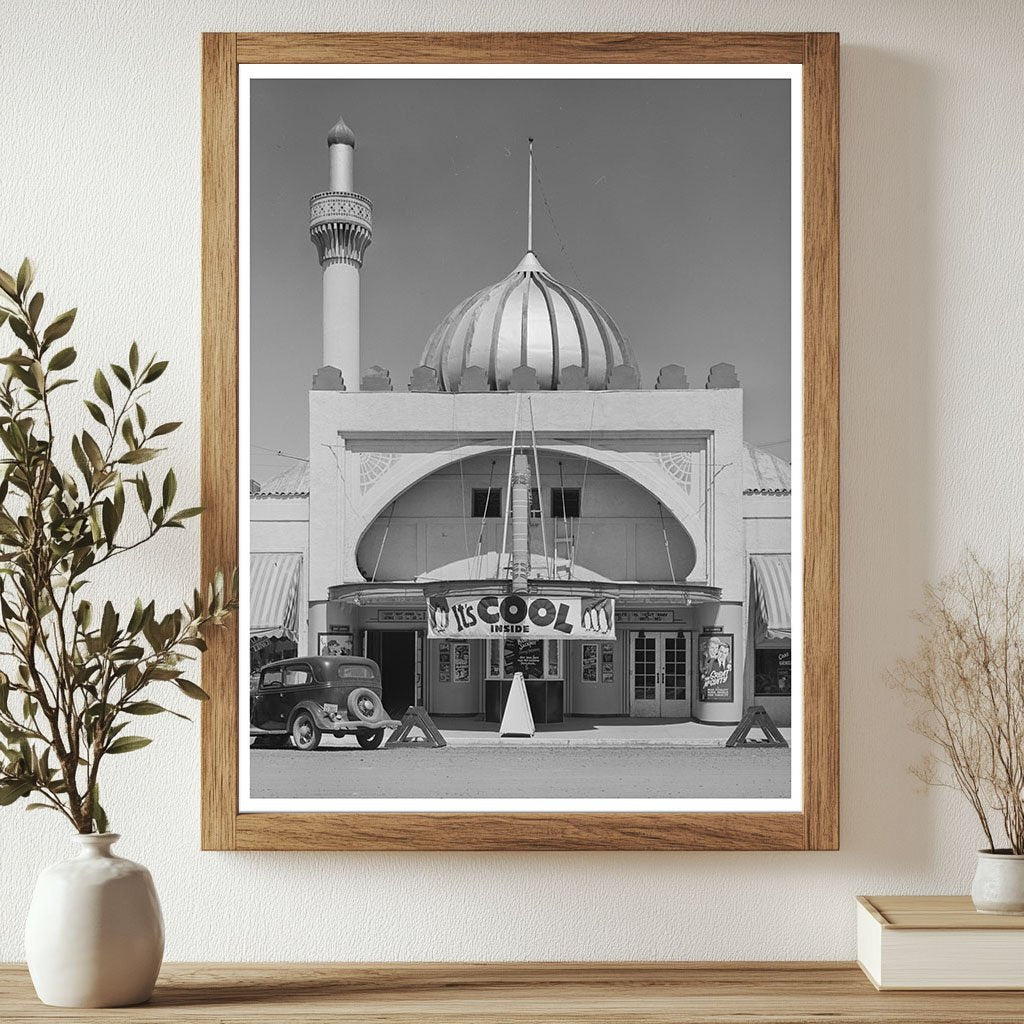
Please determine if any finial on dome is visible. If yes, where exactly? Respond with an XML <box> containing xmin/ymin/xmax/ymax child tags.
<box><xmin>513</xmin><ymin>250</ymin><xmax>546</xmax><ymax>274</ymax></box>
<box><xmin>328</xmin><ymin>114</ymin><xmax>356</xmax><ymax>148</ymax></box>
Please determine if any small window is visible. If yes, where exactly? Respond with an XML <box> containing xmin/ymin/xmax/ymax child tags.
<box><xmin>472</xmin><ymin>487</ymin><xmax>502</xmax><ymax>518</ymax></box>
<box><xmin>337</xmin><ymin>664</ymin><xmax>375</xmax><ymax>681</ymax></box>
<box><xmin>259</xmin><ymin>668</ymin><xmax>282</xmax><ymax>690</ymax></box>
<box><xmin>503</xmin><ymin>638</ymin><xmax>544</xmax><ymax>679</ymax></box>
<box><xmin>546</xmin><ymin>639</ymin><xmax>560</xmax><ymax>678</ymax></box>
<box><xmin>487</xmin><ymin>639</ymin><xmax>563</xmax><ymax>680</ymax></box>
<box><xmin>754</xmin><ymin>648</ymin><xmax>791</xmax><ymax>696</ymax></box>
<box><xmin>283</xmin><ymin>667</ymin><xmax>311</xmax><ymax>687</ymax></box>
<box><xmin>529</xmin><ymin>488</ymin><xmax>541</xmax><ymax>518</ymax></box>
<box><xmin>551</xmin><ymin>487</ymin><xmax>581</xmax><ymax>519</ymax></box>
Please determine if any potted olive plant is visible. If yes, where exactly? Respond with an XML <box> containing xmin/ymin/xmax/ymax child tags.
<box><xmin>896</xmin><ymin>552</ymin><xmax>1024</xmax><ymax>914</ymax></box>
<box><xmin>0</xmin><ymin>260</ymin><xmax>236</xmax><ymax>1006</ymax></box>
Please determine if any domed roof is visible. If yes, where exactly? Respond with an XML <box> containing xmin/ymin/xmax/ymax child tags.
<box><xmin>742</xmin><ymin>444</ymin><xmax>792</xmax><ymax>495</ymax></box>
<box><xmin>254</xmin><ymin>463</ymin><xmax>310</xmax><ymax>499</ymax></box>
<box><xmin>421</xmin><ymin>252</ymin><xmax>637</xmax><ymax>392</ymax></box>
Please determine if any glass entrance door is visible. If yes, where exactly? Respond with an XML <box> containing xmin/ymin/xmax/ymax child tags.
<box><xmin>629</xmin><ymin>632</ymin><xmax>690</xmax><ymax>717</ymax></box>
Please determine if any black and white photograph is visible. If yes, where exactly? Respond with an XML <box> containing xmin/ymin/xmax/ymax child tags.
<box><xmin>242</xmin><ymin>67</ymin><xmax>801</xmax><ymax>810</ymax></box>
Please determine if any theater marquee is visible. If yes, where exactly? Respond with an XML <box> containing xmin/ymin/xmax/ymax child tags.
<box><xmin>427</xmin><ymin>594</ymin><xmax>614</xmax><ymax>640</ymax></box>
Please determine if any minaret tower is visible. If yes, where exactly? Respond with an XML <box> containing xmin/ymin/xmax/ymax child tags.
<box><xmin>309</xmin><ymin>114</ymin><xmax>372</xmax><ymax>390</ymax></box>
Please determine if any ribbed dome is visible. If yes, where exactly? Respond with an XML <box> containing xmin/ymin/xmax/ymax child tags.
<box><xmin>421</xmin><ymin>252</ymin><xmax>637</xmax><ymax>392</ymax></box>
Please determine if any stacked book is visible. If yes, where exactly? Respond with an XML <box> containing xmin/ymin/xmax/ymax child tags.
<box><xmin>857</xmin><ymin>895</ymin><xmax>1024</xmax><ymax>990</ymax></box>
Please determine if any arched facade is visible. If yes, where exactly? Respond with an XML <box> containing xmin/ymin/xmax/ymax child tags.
<box><xmin>355</xmin><ymin>451</ymin><xmax>699</xmax><ymax>584</ymax></box>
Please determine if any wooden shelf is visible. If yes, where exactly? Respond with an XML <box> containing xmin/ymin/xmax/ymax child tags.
<box><xmin>4</xmin><ymin>962</ymin><xmax>1024</xmax><ymax>1022</ymax></box>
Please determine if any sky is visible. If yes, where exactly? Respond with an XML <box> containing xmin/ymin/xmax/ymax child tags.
<box><xmin>249</xmin><ymin>76</ymin><xmax>792</xmax><ymax>483</ymax></box>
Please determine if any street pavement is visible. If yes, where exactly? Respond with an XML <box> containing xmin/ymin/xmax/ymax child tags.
<box><xmin>250</xmin><ymin>745</ymin><xmax>791</xmax><ymax>800</ymax></box>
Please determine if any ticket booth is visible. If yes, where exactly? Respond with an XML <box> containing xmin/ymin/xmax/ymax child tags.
<box><xmin>483</xmin><ymin>638</ymin><xmax>564</xmax><ymax>724</ymax></box>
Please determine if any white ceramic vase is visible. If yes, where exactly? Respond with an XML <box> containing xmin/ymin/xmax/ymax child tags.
<box><xmin>971</xmin><ymin>850</ymin><xmax>1024</xmax><ymax>915</ymax></box>
<box><xmin>25</xmin><ymin>833</ymin><xmax>164</xmax><ymax>1007</ymax></box>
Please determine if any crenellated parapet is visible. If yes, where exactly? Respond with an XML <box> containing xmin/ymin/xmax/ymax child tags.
<box><xmin>361</xmin><ymin>365</ymin><xmax>393</xmax><ymax>392</ymax></box>
<box><xmin>312</xmin><ymin>365</ymin><xmax>346</xmax><ymax>391</ymax></box>
<box><xmin>656</xmin><ymin>364</ymin><xmax>689</xmax><ymax>389</ymax></box>
<box><xmin>319</xmin><ymin>361</ymin><xmax>742</xmax><ymax>394</ymax></box>
<box><xmin>409</xmin><ymin>365</ymin><xmax>440</xmax><ymax>392</ymax></box>
<box><xmin>706</xmin><ymin>362</ymin><xmax>740</xmax><ymax>389</ymax></box>
<box><xmin>309</xmin><ymin>191</ymin><xmax>373</xmax><ymax>268</ymax></box>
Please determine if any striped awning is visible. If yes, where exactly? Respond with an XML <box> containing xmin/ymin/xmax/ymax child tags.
<box><xmin>750</xmin><ymin>554</ymin><xmax>791</xmax><ymax>643</ymax></box>
<box><xmin>250</xmin><ymin>552</ymin><xmax>302</xmax><ymax>640</ymax></box>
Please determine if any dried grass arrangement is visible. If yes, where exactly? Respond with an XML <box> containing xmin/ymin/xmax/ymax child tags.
<box><xmin>895</xmin><ymin>552</ymin><xmax>1024</xmax><ymax>854</ymax></box>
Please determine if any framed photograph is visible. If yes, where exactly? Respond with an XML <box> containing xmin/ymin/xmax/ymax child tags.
<box><xmin>317</xmin><ymin>631</ymin><xmax>353</xmax><ymax>657</ymax></box>
<box><xmin>202</xmin><ymin>32</ymin><xmax>838</xmax><ymax>851</ymax></box>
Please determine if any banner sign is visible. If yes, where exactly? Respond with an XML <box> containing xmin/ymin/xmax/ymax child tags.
<box><xmin>427</xmin><ymin>594</ymin><xmax>614</xmax><ymax>640</ymax></box>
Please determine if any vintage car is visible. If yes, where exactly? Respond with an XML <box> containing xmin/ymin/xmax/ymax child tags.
<box><xmin>250</xmin><ymin>656</ymin><xmax>401</xmax><ymax>751</ymax></box>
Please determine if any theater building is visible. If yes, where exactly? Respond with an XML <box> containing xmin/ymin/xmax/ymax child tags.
<box><xmin>249</xmin><ymin>115</ymin><xmax>793</xmax><ymax>727</ymax></box>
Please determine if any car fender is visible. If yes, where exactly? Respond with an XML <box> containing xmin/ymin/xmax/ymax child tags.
<box><xmin>286</xmin><ymin>700</ymin><xmax>334</xmax><ymax>733</ymax></box>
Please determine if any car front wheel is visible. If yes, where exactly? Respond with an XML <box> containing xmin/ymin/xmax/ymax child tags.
<box><xmin>356</xmin><ymin>728</ymin><xmax>385</xmax><ymax>750</ymax></box>
<box><xmin>290</xmin><ymin>711</ymin><xmax>321</xmax><ymax>752</ymax></box>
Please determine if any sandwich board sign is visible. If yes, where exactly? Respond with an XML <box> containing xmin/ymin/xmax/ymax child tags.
<box><xmin>499</xmin><ymin>672</ymin><xmax>535</xmax><ymax>737</ymax></box>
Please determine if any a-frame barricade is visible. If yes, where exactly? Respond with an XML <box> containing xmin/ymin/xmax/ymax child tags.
<box><xmin>384</xmin><ymin>706</ymin><xmax>447</xmax><ymax>749</ymax></box>
<box><xmin>726</xmin><ymin>704</ymin><xmax>788</xmax><ymax>748</ymax></box>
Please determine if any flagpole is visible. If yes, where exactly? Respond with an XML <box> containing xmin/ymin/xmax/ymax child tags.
<box><xmin>527</xmin><ymin>137</ymin><xmax>534</xmax><ymax>252</ymax></box>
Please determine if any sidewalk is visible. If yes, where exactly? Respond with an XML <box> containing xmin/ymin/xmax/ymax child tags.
<box><xmin>430</xmin><ymin>716</ymin><xmax>792</xmax><ymax>748</ymax></box>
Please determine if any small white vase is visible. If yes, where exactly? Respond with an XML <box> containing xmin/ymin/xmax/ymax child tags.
<box><xmin>971</xmin><ymin>850</ymin><xmax>1024</xmax><ymax>915</ymax></box>
<box><xmin>25</xmin><ymin>833</ymin><xmax>164</xmax><ymax>1007</ymax></box>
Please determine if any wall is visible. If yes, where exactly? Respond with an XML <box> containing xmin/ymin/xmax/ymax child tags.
<box><xmin>1</xmin><ymin>0</ymin><xmax>1020</xmax><ymax>962</ymax></box>
<box><xmin>743</xmin><ymin>494</ymin><xmax>792</xmax><ymax>556</ymax></box>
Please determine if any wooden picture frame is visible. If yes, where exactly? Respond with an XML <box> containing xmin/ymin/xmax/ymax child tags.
<box><xmin>202</xmin><ymin>32</ymin><xmax>838</xmax><ymax>851</ymax></box>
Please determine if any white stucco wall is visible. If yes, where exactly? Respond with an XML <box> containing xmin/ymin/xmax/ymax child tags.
<box><xmin>743</xmin><ymin>494</ymin><xmax>792</xmax><ymax>556</ymax></box>
<box><xmin>2</xmin><ymin>0</ymin><xmax>1021</xmax><ymax>963</ymax></box>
